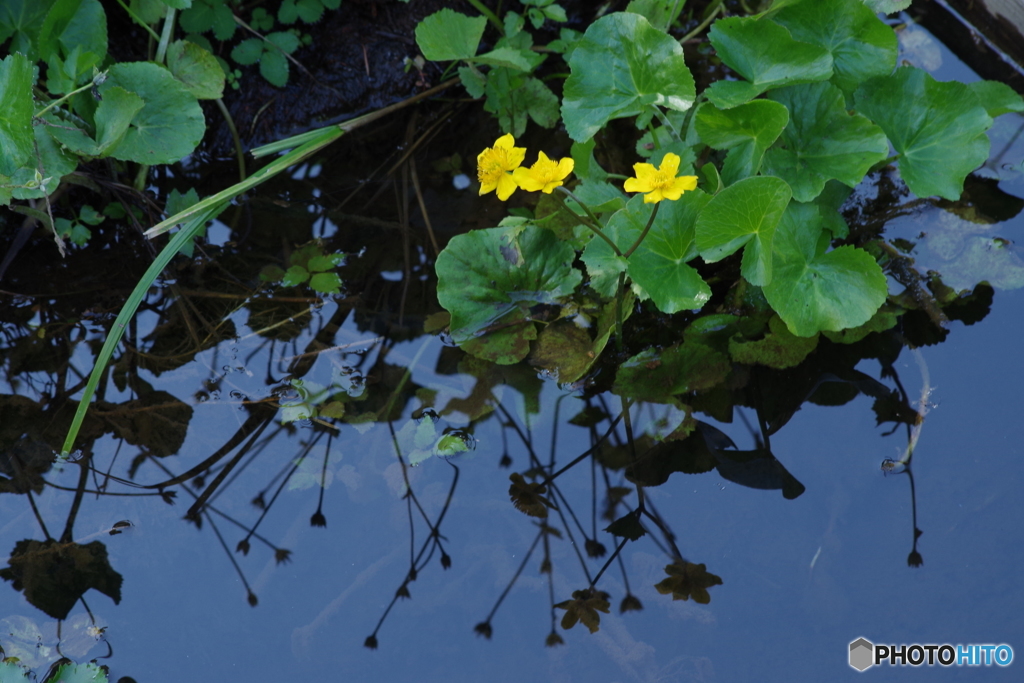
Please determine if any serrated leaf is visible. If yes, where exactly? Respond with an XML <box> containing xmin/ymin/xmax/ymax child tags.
<box><xmin>282</xmin><ymin>265</ymin><xmax>309</xmax><ymax>286</ymax></box>
<box><xmin>728</xmin><ymin>314</ymin><xmax>819</xmax><ymax>368</ymax></box>
<box><xmin>260</xmin><ymin>49</ymin><xmax>289</xmax><ymax>87</ymax></box>
<box><xmin>473</xmin><ymin>46</ymin><xmax>533</xmax><ymax>71</ymax></box>
<box><xmin>231</xmin><ymin>37</ymin><xmax>263</xmax><ymax>65</ymax></box>
<box><xmin>855</xmin><ymin>67</ymin><xmax>992</xmax><ymax>200</ymax></box>
<box><xmin>696</xmin><ymin>175</ymin><xmax>792</xmax><ymax>286</ymax></box>
<box><xmin>415</xmin><ymin>9</ymin><xmax>486</xmax><ymax>61</ymax></box>
<box><xmin>763</xmin><ymin>202</ymin><xmax>887</xmax><ymax>336</ymax></box>
<box><xmin>694</xmin><ymin>99</ymin><xmax>789</xmax><ymax>185</ymax></box>
<box><xmin>561</xmin><ymin>12</ymin><xmax>695</xmax><ymax>141</ymax></box>
<box><xmin>762</xmin><ymin>81</ymin><xmax>888</xmax><ymax>202</ymax></box>
<box><xmin>705</xmin><ymin>16</ymin><xmax>832</xmax><ymax>109</ymax></box>
<box><xmin>309</xmin><ymin>272</ymin><xmax>342</xmax><ymax>294</ymax></box>
<box><xmin>771</xmin><ymin>0</ymin><xmax>897</xmax><ymax>94</ymax></box>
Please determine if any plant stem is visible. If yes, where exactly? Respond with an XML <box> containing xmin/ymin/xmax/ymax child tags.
<box><xmin>463</xmin><ymin>0</ymin><xmax>504</xmax><ymax>31</ymax></box>
<box><xmin>554</xmin><ymin>188</ymin><xmax>622</xmax><ymax>257</ymax></box>
<box><xmin>114</xmin><ymin>0</ymin><xmax>162</xmax><ymax>42</ymax></box>
<box><xmin>155</xmin><ymin>8</ymin><xmax>176</xmax><ymax>64</ymax></box>
<box><xmin>623</xmin><ymin>202</ymin><xmax>659</xmax><ymax>259</ymax></box>
<box><xmin>680</xmin><ymin>0</ymin><xmax>723</xmax><ymax>43</ymax></box>
<box><xmin>34</xmin><ymin>78</ymin><xmax>104</xmax><ymax>119</ymax></box>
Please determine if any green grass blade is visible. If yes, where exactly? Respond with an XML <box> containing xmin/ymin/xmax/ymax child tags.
<box><xmin>61</xmin><ymin>204</ymin><xmax>225</xmax><ymax>456</ymax></box>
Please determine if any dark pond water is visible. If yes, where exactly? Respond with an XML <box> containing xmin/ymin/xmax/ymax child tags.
<box><xmin>2</xmin><ymin>12</ymin><xmax>1023</xmax><ymax>683</ymax></box>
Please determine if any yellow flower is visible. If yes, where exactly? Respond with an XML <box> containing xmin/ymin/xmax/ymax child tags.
<box><xmin>624</xmin><ymin>152</ymin><xmax>698</xmax><ymax>203</ymax></box>
<box><xmin>477</xmin><ymin>133</ymin><xmax>526</xmax><ymax>200</ymax></box>
<box><xmin>512</xmin><ymin>152</ymin><xmax>574</xmax><ymax>193</ymax></box>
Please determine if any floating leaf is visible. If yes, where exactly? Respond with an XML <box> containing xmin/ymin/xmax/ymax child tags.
<box><xmin>855</xmin><ymin>67</ymin><xmax>992</xmax><ymax>200</ymax></box>
<box><xmin>763</xmin><ymin>202</ymin><xmax>887</xmax><ymax>336</ymax></box>
<box><xmin>614</xmin><ymin>341</ymin><xmax>730</xmax><ymax>403</ymax></box>
<box><xmin>705</xmin><ymin>16</ymin><xmax>832</xmax><ymax>109</ymax></box>
<box><xmin>436</xmin><ymin>225</ymin><xmax>581</xmax><ymax>364</ymax></box>
<box><xmin>762</xmin><ymin>81</ymin><xmax>888</xmax><ymax>202</ymax></box>
<box><xmin>728</xmin><ymin>314</ymin><xmax>819</xmax><ymax>368</ymax></box>
<box><xmin>561</xmin><ymin>12</ymin><xmax>695</xmax><ymax>141</ymax></box>
<box><xmin>415</xmin><ymin>9</ymin><xmax>486</xmax><ymax>61</ymax></box>
<box><xmin>771</xmin><ymin>0</ymin><xmax>897</xmax><ymax>94</ymax></box>
<box><xmin>695</xmin><ymin>100</ymin><xmax>789</xmax><ymax>185</ymax></box>
<box><xmin>696</xmin><ymin>175</ymin><xmax>792</xmax><ymax>286</ymax></box>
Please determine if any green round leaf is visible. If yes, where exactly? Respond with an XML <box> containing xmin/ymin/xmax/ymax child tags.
<box><xmin>101</xmin><ymin>62</ymin><xmax>205</xmax><ymax>165</ymax></box>
<box><xmin>167</xmin><ymin>40</ymin><xmax>225</xmax><ymax>99</ymax></box>
<box><xmin>763</xmin><ymin>81</ymin><xmax>888</xmax><ymax>202</ymax></box>
<box><xmin>561</xmin><ymin>12</ymin><xmax>695</xmax><ymax>141</ymax></box>
<box><xmin>854</xmin><ymin>67</ymin><xmax>992</xmax><ymax>200</ymax></box>
<box><xmin>696</xmin><ymin>176</ymin><xmax>792</xmax><ymax>286</ymax></box>
<box><xmin>763</xmin><ymin>203</ymin><xmax>887</xmax><ymax>336</ymax></box>
<box><xmin>436</xmin><ymin>225</ymin><xmax>582</xmax><ymax>364</ymax></box>
<box><xmin>705</xmin><ymin>16</ymin><xmax>832</xmax><ymax>109</ymax></box>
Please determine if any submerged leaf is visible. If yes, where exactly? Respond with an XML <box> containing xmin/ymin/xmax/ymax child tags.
<box><xmin>508</xmin><ymin>472</ymin><xmax>554</xmax><ymax>518</ymax></box>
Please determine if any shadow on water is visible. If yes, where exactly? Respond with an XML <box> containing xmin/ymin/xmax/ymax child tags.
<box><xmin>2</xmin><ymin>7</ymin><xmax>1024</xmax><ymax>683</ymax></box>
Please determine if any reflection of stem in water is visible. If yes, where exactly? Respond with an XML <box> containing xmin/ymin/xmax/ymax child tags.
<box><xmin>474</xmin><ymin>528</ymin><xmax>544</xmax><ymax>638</ymax></box>
<box><xmin>204</xmin><ymin>509</ymin><xmax>259</xmax><ymax>606</ymax></box>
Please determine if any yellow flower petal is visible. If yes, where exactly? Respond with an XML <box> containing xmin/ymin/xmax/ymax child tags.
<box><xmin>511</xmin><ymin>151</ymin><xmax>575</xmax><ymax>194</ymax></box>
<box><xmin>477</xmin><ymin>134</ymin><xmax>526</xmax><ymax>200</ymax></box>
<box><xmin>624</xmin><ymin>153</ymin><xmax>697</xmax><ymax>203</ymax></box>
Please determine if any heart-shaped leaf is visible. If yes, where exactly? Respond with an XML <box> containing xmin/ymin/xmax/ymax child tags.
<box><xmin>771</xmin><ymin>0</ymin><xmax>897</xmax><ymax>94</ymax></box>
<box><xmin>436</xmin><ymin>225</ymin><xmax>581</xmax><ymax>364</ymax></box>
<box><xmin>855</xmin><ymin>67</ymin><xmax>992</xmax><ymax>200</ymax></box>
<box><xmin>763</xmin><ymin>81</ymin><xmax>889</xmax><ymax>201</ymax></box>
<box><xmin>561</xmin><ymin>12</ymin><xmax>695</xmax><ymax>141</ymax></box>
<box><xmin>626</xmin><ymin>190</ymin><xmax>713</xmax><ymax>313</ymax></box>
<box><xmin>705</xmin><ymin>16</ymin><xmax>832</xmax><ymax>109</ymax></box>
<box><xmin>763</xmin><ymin>202</ymin><xmax>887</xmax><ymax>336</ymax></box>
<box><xmin>694</xmin><ymin>99</ymin><xmax>790</xmax><ymax>185</ymax></box>
<box><xmin>696</xmin><ymin>176</ymin><xmax>792</xmax><ymax>286</ymax></box>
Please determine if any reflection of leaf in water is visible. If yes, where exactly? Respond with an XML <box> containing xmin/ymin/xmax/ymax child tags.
<box><xmin>287</xmin><ymin>449</ymin><xmax>342</xmax><ymax>491</ymax></box>
<box><xmin>97</xmin><ymin>390</ymin><xmax>192</xmax><ymax>457</ymax></box>
<box><xmin>0</xmin><ymin>435</ymin><xmax>55</xmax><ymax>495</ymax></box>
<box><xmin>0</xmin><ymin>540</ymin><xmax>122</xmax><ymax>620</ymax></box>
<box><xmin>654</xmin><ymin>560</ymin><xmax>723</xmax><ymax>604</ymax></box>
<box><xmin>508</xmin><ymin>472</ymin><xmax>554</xmax><ymax>518</ymax></box>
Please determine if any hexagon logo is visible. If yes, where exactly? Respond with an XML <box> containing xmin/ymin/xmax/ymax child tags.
<box><xmin>850</xmin><ymin>637</ymin><xmax>874</xmax><ymax>671</ymax></box>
